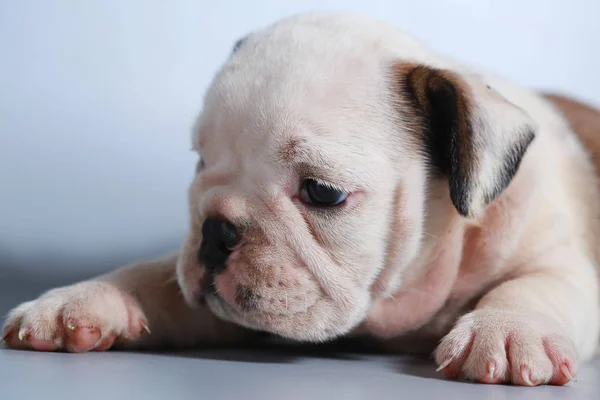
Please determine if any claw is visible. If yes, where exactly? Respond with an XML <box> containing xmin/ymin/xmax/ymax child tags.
<box><xmin>17</xmin><ymin>328</ymin><xmax>29</xmax><ymax>341</ymax></box>
<box><xmin>488</xmin><ymin>363</ymin><xmax>496</xmax><ymax>381</ymax></box>
<box><xmin>436</xmin><ymin>358</ymin><xmax>453</xmax><ymax>372</ymax></box>
<box><xmin>143</xmin><ymin>324</ymin><xmax>151</xmax><ymax>335</ymax></box>
<box><xmin>66</xmin><ymin>321</ymin><xmax>77</xmax><ymax>331</ymax></box>
<box><xmin>560</xmin><ymin>364</ymin><xmax>577</xmax><ymax>383</ymax></box>
<box><xmin>521</xmin><ymin>367</ymin><xmax>535</xmax><ymax>386</ymax></box>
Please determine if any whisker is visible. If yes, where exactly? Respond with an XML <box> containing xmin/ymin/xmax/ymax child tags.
<box><xmin>212</xmin><ymin>280</ymin><xmax>221</xmax><ymax>295</ymax></box>
<box><xmin>164</xmin><ymin>274</ymin><xmax>178</xmax><ymax>285</ymax></box>
<box><xmin>375</xmin><ymin>281</ymin><xmax>387</xmax><ymax>293</ymax></box>
<box><xmin>422</xmin><ymin>231</ymin><xmax>440</xmax><ymax>240</ymax></box>
<box><xmin>385</xmin><ymin>293</ymin><xmax>400</xmax><ymax>305</ymax></box>
<box><xmin>305</xmin><ymin>293</ymin><xmax>308</xmax><ymax>313</ymax></box>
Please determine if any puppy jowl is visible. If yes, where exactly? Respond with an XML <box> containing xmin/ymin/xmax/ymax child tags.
<box><xmin>4</xmin><ymin>12</ymin><xmax>599</xmax><ymax>387</ymax></box>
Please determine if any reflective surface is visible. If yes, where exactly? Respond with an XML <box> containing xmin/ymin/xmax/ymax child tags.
<box><xmin>1</xmin><ymin>278</ymin><xmax>599</xmax><ymax>400</ymax></box>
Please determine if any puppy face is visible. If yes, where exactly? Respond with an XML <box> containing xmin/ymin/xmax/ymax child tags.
<box><xmin>176</xmin><ymin>13</ymin><xmax>536</xmax><ymax>341</ymax></box>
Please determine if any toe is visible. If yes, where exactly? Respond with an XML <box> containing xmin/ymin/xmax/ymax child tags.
<box><xmin>514</xmin><ymin>366</ymin><xmax>539</xmax><ymax>387</ymax></box>
<box><xmin>543</xmin><ymin>336</ymin><xmax>578</xmax><ymax>385</ymax></box>
<box><xmin>477</xmin><ymin>360</ymin><xmax>506</xmax><ymax>384</ymax></box>
<box><xmin>549</xmin><ymin>363</ymin><xmax>576</xmax><ymax>386</ymax></box>
<box><xmin>436</xmin><ymin>358</ymin><xmax>459</xmax><ymax>379</ymax></box>
<box><xmin>435</xmin><ymin>330</ymin><xmax>475</xmax><ymax>381</ymax></box>
<box><xmin>28</xmin><ymin>337</ymin><xmax>58</xmax><ymax>352</ymax></box>
<box><xmin>4</xmin><ymin>330</ymin><xmax>32</xmax><ymax>350</ymax></box>
<box><xmin>65</xmin><ymin>322</ymin><xmax>101</xmax><ymax>352</ymax></box>
<box><xmin>93</xmin><ymin>334</ymin><xmax>116</xmax><ymax>352</ymax></box>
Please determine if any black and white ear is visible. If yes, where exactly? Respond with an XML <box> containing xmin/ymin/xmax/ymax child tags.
<box><xmin>400</xmin><ymin>64</ymin><xmax>536</xmax><ymax>218</ymax></box>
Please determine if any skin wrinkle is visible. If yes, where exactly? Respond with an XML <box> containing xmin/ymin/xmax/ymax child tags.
<box><xmin>3</xmin><ymin>12</ymin><xmax>599</xmax><ymax>386</ymax></box>
<box><xmin>255</xmin><ymin>196</ymin><xmax>355</xmax><ymax>307</ymax></box>
<box><xmin>371</xmin><ymin>184</ymin><xmax>408</xmax><ymax>296</ymax></box>
<box><xmin>367</xmin><ymin>212</ymin><xmax>465</xmax><ymax>336</ymax></box>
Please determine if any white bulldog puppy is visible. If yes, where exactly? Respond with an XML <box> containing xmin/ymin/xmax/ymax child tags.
<box><xmin>4</xmin><ymin>12</ymin><xmax>600</xmax><ymax>386</ymax></box>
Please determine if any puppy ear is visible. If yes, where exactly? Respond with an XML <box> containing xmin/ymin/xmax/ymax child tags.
<box><xmin>399</xmin><ymin>65</ymin><xmax>536</xmax><ymax>218</ymax></box>
<box><xmin>232</xmin><ymin>36</ymin><xmax>247</xmax><ymax>53</ymax></box>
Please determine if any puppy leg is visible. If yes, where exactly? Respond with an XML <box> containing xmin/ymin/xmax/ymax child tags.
<box><xmin>435</xmin><ymin>254</ymin><xmax>599</xmax><ymax>386</ymax></box>
<box><xmin>2</xmin><ymin>253</ymin><xmax>251</xmax><ymax>352</ymax></box>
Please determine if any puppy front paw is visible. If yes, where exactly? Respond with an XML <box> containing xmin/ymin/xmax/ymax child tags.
<box><xmin>434</xmin><ymin>309</ymin><xmax>578</xmax><ymax>386</ymax></box>
<box><xmin>2</xmin><ymin>281</ymin><xmax>148</xmax><ymax>352</ymax></box>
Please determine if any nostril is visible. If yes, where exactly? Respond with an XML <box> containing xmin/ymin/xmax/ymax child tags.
<box><xmin>202</xmin><ymin>217</ymin><xmax>240</xmax><ymax>249</ymax></box>
<box><xmin>199</xmin><ymin>217</ymin><xmax>241</xmax><ymax>274</ymax></box>
<box><xmin>198</xmin><ymin>241</ymin><xmax>228</xmax><ymax>275</ymax></box>
<box><xmin>220</xmin><ymin>221</ymin><xmax>239</xmax><ymax>249</ymax></box>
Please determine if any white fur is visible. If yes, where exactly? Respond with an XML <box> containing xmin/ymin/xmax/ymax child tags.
<box><xmin>3</xmin><ymin>12</ymin><xmax>599</xmax><ymax>386</ymax></box>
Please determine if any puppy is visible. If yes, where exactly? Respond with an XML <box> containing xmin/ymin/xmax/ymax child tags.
<box><xmin>3</xmin><ymin>12</ymin><xmax>600</xmax><ymax>386</ymax></box>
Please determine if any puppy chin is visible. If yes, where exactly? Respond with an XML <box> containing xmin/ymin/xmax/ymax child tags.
<box><xmin>199</xmin><ymin>268</ymin><xmax>369</xmax><ymax>342</ymax></box>
<box><xmin>204</xmin><ymin>293</ymin><xmax>364</xmax><ymax>342</ymax></box>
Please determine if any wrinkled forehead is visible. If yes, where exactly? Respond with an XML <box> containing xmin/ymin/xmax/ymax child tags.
<box><xmin>192</xmin><ymin>28</ymin><xmax>395</xmax><ymax>175</ymax></box>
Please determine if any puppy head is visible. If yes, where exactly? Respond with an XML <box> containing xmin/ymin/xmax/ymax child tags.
<box><xmin>176</xmin><ymin>13</ymin><xmax>535</xmax><ymax>342</ymax></box>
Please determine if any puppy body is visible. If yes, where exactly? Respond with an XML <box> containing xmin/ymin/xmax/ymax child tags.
<box><xmin>3</xmin><ymin>12</ymin><xmax>600</xmax><ymax>386</ymax></box>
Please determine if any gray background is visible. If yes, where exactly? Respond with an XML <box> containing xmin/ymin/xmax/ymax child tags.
<box><xmin>1</xmin><ymin>0</ymin><xmax>599</xmax><ymax>398</ymax></box>
<box><xmin>1</xmin><ymin>0</ymin><xmax>599</xmax><ymax>280</ymax></box>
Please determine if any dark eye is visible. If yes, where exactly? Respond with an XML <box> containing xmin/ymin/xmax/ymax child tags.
<box><xmin>300</xmin><ymin>179</ymin><xmax>348</xmax><ymax>207</ymax></box>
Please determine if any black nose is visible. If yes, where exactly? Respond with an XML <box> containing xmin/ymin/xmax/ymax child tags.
<box><xmin>198</xmin><ymin>217</ymin><xmax>240</xmax><ymax>274</ymax></box>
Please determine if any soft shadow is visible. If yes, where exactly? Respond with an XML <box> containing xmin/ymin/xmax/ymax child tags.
<box><xmin>128</xmin><ymin>338</ymin><xmax>382</xmax><ymax>364</ymax></box>
<box><xmin>394</xmin><ymin>355</ymin><xmax>446</xmax><ymax>381</ymax></box>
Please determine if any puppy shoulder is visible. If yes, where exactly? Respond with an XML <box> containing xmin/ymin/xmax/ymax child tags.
<box><xmin>542</xmin><ymin>93</ymin><xmax>600</xmax><ymax>171</ymax></box>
